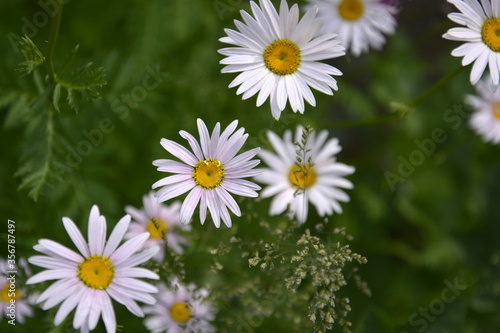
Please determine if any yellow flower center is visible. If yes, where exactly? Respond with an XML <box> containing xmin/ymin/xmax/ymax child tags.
<box><xmin>338</xmin><ymin>0</ymin><xmax>364</xmax><ymax>21</ymax></box>
<box><xmin>482</xmin><ymin>18</ymin><xmax>500</xmax><ymax>52</ymax></box>
<box><xmin>146</xmin><ymin>218</ymin><xmax>168</xmax><ymax>239</ymax></box>
<box><xmin>170</xmin><ymin>302</ymin><xmax>192</xmax><ymax>323</ymax></box>
<box><xmin>288</xmin><ymin>165</ymin><xmax>317</xmax><ymax>189</ymax></box>
<box><xmin>1</xmin><ymin>283</ymin><xmax>21</xmax><ymax>303</ymax></box>
<box><xmin>77</xmin><ymin>255</ymin><xmax>115</xmax><ymax>290</ymax></box>
<box><xmin>492</xmin><ymin>101</ymin><xmax>500</xmax><ymax>119</ymax></box>
<box><xmin>263</xmin><ymin>39</ymin><xmax>301</xmax><ymax>76</ymax></box>
<box><xmin>193</xmin><ymin>158</ymin><xmax>225</xmax><ymax>189</ymax></box>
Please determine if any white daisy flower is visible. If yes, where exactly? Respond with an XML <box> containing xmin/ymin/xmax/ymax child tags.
<box><xmin>152</xmin><ymin>118</ymin><xmax>261</xmax><ymax>228</ymax></box>
<box><xmin>305</xmin><ymin>0</ymin><xmax>398</xmax><ymax>56</ymax></box>
<box><xmin>0</xmin><ymin>258</ymin><xmax>36</xmax><ymax>324</ymax></box>
<box><xmin>443</xmin><ymin>0</ymin><xmax>500</xmax><ymax>85</ymax></box>
<box><xmin>219</xmin><ymin>0</ymin><xmax>345</xmax><ymax>120</ymax></box>
<box><xmin>26</xmin><ymin>205</ymin><xmax>160</xmax><ymax>333</ymax></box>
<box><xmin>125</xmin><ymin>192</ymin><xmax>191</xmax><ymax>262</ymax></box>
<box><xmin>254</xmin><ymin>126</ymin><xmax>355</xmax><ymax>224</ymax></box>
<box><xmin>143</xmin><ymin>280</ymin><xmax>215</xmax><ymax>333</ymax></box>
<box><xmin>466</xmin><ymin>78</ymin><xmax>500</xmax><ymax>143</ymax></box>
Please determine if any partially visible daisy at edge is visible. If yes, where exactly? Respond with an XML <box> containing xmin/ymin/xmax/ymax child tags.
<box><xmin>143</xmin><ymin>280</ymin><xmax>215</xmax><ymax>333</ymax></box>
<box><xmin>305</xmin><ymin>0</ymin><xmax>398</xmax><ymax>57</ymax></box>
<box><xmin>125</xmin><ymin>192</ymin><xmax>191</xmax><ymax>262</ymax></box>
<box><xmin>219</xmin><ymin>0</ymin><xmax>345</xmax><ymax>120</ymax></box>
<box><xmin>443</xmin><ymin>0</ymin><xmax>500</xmax><ymax>85</ymax></box>
<box><xmin>254</xmin><ymin>126</ymin><xmax>355</xmax><ymax>224</ymax></box>
<box><xmin>0</xmin><ymin>258</ymin><xmax>36</xmax><ymax>324</ymax></box>
<box><xmin>466</xmin><ymin>78</ymin><xmax>500</xmax><ymax>143</ymax></box>
<box><xmin>27</xmin><ymin>205</ymin><xmax>160</xmax><ymax>333</ymax></box>
<box><xmin>152</xmin><ymin>118</ymin><xmax>261</xmax><ymax>228</ymax></box>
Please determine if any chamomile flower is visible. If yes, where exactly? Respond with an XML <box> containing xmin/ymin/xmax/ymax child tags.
<box><xmin>219</xmin><ymin>0</ymin><xmax>345</xmax><ymax>120</ymax></box>
<box><xmin>125</xmin><ymin>192</ymin><xmax>190</xmax><ymax>262</ymax></box>
<box><xmin>26</xmin><ymin>205</ymin><xmax>160</xmax><ymax>333</ymax></box>
<box><xmin>152</xmin><ymin>119</ymin><xmax>261</xmax><ymax>228</ymax></box>
<box><xmin>444</xmin><ymin>0</ymin><xmax>500</xmax><ymax>85</ymax></box>
<box><xmin>466</xmin><ymin>78</ymin><xmax>500</xmax><ymax>143</ymax></box>
<box><xmin>143</xmin><ymin>280</ymin><xmax>215</xmax><ymax>333</ymax></box>
<box><xmin>304</xmin><ymin>0</ymin><xmax>398</xmax><ymax>56</ymax></box>
<box><xmin>0</xmin><ymin>258</ymin><xmax>36</xmax><ymax>324</ymax></box>
<box><xmin>254</xmin><ymin>126</ymin><xmax>355</xmax><ymax>224</ymax></box>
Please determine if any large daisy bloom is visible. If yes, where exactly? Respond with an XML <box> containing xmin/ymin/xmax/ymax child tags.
<box><xmin>254</xmin><ymin>126</ymin><xmax>355</xmax><ymax>224</ymax></box>
<box><xmin>443</xmin><ymin>0</ymin><xmax>500</xmax><ymax>85</ymax></box>
<box><xmin>152</xmin><ymin>119</ymin><xmax>261</xmax><ymax>228</ymax></box>
<box><xmin>143</xmin><ymin>280</ymin><xmax>215</xmax><ymax>333</ymax></box>
<box><xmin>305</xmin><ymin>0</ymin><xmax>398</xmax><ymax>56</ymax></box>
<box><xmin>219</xmin><ymin>0</ymin><xmax>345</xmax><ymax>120</ymax></box>
<box><xmin>466</xmin><ymin>78</ymin><xmax>500</xmax><ymax>143</ymax></box>
<box><xmin>0</xmin><ymin>258</ymin><xmax>36</xmax><ymax>324</ymax></box>
<box><xmin>125</xmin><ymin>192</ymin><xmax>191</xmax><ymax>262</ymax></box>
<box><xmin>26</xmin><ymin>205</ymin><xmax>160</xmax><ymax>333</ymax></box>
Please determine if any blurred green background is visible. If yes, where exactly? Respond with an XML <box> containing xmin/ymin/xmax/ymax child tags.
<box><xmin>1</xmin><ymin>0</ymin><xmax>499</xmax><ymax>332</ymax></box>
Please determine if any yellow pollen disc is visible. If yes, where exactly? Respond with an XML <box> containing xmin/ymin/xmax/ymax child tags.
<box><xmin>492</xmin><ymin>101</ymin><xmax>500</xmax><ymax>119</ymax></box>
<box><xmin>482</xmin><ymin>18</ymin><xmax>500</xmax><ymax>52</ymax></box>
<box><xmin>193</xmin><ymin>158</ymin><xmax>225</xmax><ymax>189</ymax></box>
<box><xmin>338</xmin><ymin>0</ymin><xmax>364</xmax><ymax>21</ymax></box>
<box><xmin>288</xmin><ymin>165</ymin><xmax>317</xmax><ymax>189</ymax></box>
<box><xmin>170</xmin><ymin>302</ymin><xmax>192</xmax><ymax>323</ymax></box>
<box><xmin>77</xmin><ymin>255</ymin><xmax>115</xmax><ymax>290</ymax></box>
<box><xmin>263</xmin><ymin>39</ymin><xmax>301</xmax><ymax>76</ymax></box>
<box><xmin>146</xmin><ymin>218</ymin><xmax>168</xmax><ymax>239</ymax></box>
<box><xmin>1</xmin><ymin>284</ymin><xmax>21</xmax><ymax>302</ymax></box>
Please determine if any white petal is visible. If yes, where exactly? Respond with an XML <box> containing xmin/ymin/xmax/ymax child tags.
<box><xmin>103</xmin><ymin>214</ymin><xmax>131</xmax><ymax>257</ymax></box>
<box><xmin>180</xmin><ymin>187</ymin><xmax>202</xmax><ymax>224</ymax></box>
<box><xmin>116</xmin><ymin>247</ymin><xmax>160</xmax><ymax>270</ymax></box>
<box><xmin>110</xmin><ymin>233</ymin><xmax>150</xmax><ymax>266</ymax></box>
<box><xmin>160</xmin><ymin>139</ymin><xmax>197</xmax><ymax>166</ymax></box>
<box><xmin>101</xmin><ymin>293</ymin><xmax>117</xmax><ymax>332</ymax></box>
<box><xmin>62</xmin><ymin>217</ymin><xmax>90</xmax><ymax>257</ymax></box>
<box><xmin>88</xmin><ymin>206</ymin><xmax>106</xmax><ymax>255</ymax></box>
<box><xmin>54</xmin><ymin>287</ymin><xmax>85</xmax><ymax>326</ymax></box>
<box><xmin>26</xmin><ymin>269</ymin><xmax>76</xmax><ymax>284</ymax></box>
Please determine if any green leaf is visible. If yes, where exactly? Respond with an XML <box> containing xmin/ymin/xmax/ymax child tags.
<box><xmin>66</xmin><ymin>88</ymin><xmax>77</xmax><ymax>112</ymax></box>
<box><xmin>57</xmin><ymin>62</ymin><xmax>107</xmax><ymax>98</ymax></box>
<box><xmin>54</xmin><ymin>48</ymin><xmax>107</xmax><ymax>112</ymax></box>
<box><xmin>16</xmin><ymin>36</ymin><xmax>45</xmax><ymax>77</ymax></box>
<box><xmin>14</xmin><ymin>107</ymin><xmax>62</xmax><ymax>201</ymax></box>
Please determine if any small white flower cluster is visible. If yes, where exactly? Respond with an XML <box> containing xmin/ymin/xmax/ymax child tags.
<box><xmin>444</xmin><ymin>0</ymin><xmax>500</xmax><ymax>144</ymax></box>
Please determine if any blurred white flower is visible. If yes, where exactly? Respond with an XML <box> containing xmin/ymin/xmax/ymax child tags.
<box><xmin>143</xmin><ymin>280</ymin><xmax>215</xmax><ymax>333</ymax></box>
<box><xmin>0</xmin><ymin>258</ymin><xmax>36</xmax><ymax>324</ymax></box>
<box><xmin>254</xmin><ymin>126</ymin><xmax>355</xmax><ymax>224</ymax></box>
<box><xmin>219</xmin><ymin>0</ymin><xmax>345</xmax><ymax>120</ymax></box>
<box><xmin>466</xmin><ymin>78</ymin><xmax>500</xmax><ymax>143</ymax></box>
<box><xmin>305</xmin><ymin>0</ymin><xmax>398</xmax><ymax>56</ymax></box>
<box><xmin>152</xmin><ymin>119</ymin><xmax>261</xmax><ymax>228</ymax></box>
<box><xmin>125</xmin><ymin>192</ymin><xmax>190</xmax><ymax>261</ymax></box>
<box><xmin>27</xmin><ymin>205</ymin><xmax>160</xmax><ymax>333</ymax></box>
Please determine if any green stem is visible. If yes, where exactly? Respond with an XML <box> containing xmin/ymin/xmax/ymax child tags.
<box><xmin>329</xmin><ymin>65</ymin><xmax>467</xmax><ymax>129</ymax></box>
<box><xmin>408</xmin><ymin>64</ymin><xmax>467</xmax><ymax>109</ymax></box>
<box><xmin>45</xmin><ymin>2</ymin><xmax>63</xmax><ymax>81</ymax></box>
